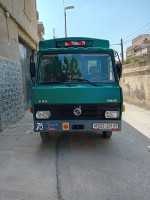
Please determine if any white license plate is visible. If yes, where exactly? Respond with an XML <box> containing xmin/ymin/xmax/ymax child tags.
<box><xmin>93</xmin><ymin>123</ymin><xmax>118</xmax><ymax>130</ymax></box>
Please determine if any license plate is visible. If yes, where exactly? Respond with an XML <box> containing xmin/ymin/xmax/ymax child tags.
<box><xmin>93</xmin><ymin>123</ymin><xmax>118</xmax><ymax>130</ymax></box>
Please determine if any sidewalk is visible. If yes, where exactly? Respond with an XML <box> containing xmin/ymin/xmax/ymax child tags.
<box><xmin>1</xmin><ymin>111</ymin><xmax>33</xmax><ymax>135</ymax></box>
<box><xmin>123</xmin><ymin>103</ymin><xmax>150</xmax><ymax>139</ymax></box>
<box><xmin>0</xmin><ymin>111</ymin><xmax>58</xmax><ymax>200</ymax></box>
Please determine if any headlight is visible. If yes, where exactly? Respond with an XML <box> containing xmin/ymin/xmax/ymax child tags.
<box><xmin>105</xmin><ymin>111</ymin><xmax>119</xmax><ymax>118</ymax></box>
<box><xmin>36</xmin><ymin>111</ymin><xmax>51</xmax><ymax>119</ymax></box>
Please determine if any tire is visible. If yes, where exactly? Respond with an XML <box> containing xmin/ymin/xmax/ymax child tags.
<box><xmin>103</xmin><ymin>131</ymin><xmax>112</xmax><ymax>138</ymax></box>
<box><xmin>40</xmin><ymin>132</ymin><xmax>50</xmax><ymax>143</ymax></box>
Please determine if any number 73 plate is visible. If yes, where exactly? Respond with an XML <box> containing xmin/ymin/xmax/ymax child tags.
<box><xmin>93</xmin><ymin>123</ymin><xmax>118</xmax><ymax>130</ymax></box>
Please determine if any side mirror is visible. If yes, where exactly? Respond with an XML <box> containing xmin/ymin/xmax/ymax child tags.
<box><xmin>116</xmin><ymin>63</ymin><xmax>122</xmax><ymax>80</ymax></box>
<box><xmin>30</xmin><ymin>63</ymin><xmax>36</xmax><ymax>78</ymax></box>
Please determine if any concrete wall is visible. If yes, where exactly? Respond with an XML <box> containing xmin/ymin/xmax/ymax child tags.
<box><xmin>120</xmin><ymin>58</ymin><xmax>150</xmax><ymax>110</ymax></box>
<box><xmin>0</xmin><ymin>0</ymin><xmax>40</xmax><ymax>131</ymax></box>
<box><xmin>0</xmin><ymin>0</ymin><xmax>39</xmax><ymax>62</ymax></box>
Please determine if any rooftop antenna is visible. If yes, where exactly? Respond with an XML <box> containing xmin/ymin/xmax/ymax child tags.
<box><xmin>53</xmin><ymin>28</ymin><xmax>56</xmax><ymax>39</ymax></box>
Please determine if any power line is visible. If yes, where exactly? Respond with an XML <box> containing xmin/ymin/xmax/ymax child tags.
<box><xmin>110</xmin><ymin>23</ymin><xmax>150</xmax><ymax>46</ymax></box>
<box><xmin>110</xmin><ymin>25</ymin><xmax>150</xmax><ymax>63</ymax></box>
<box><xmin>123</xmin><ymin>22</ymin><xmax>150</xmax><ymax>40</ymax></box>
<box><xmin>110</xmin><ymin>43</ymin><xmax>120</xmax><ymax>46</ymax></box>
<box><xmin>123</xmin><ymin>27</ymin><xmax>150</xmax><ymax>43</ymax></box>
<box><xmin>123</xmin><ymin>28</ymin><xmax>150</xmax><ymax>44</ymax></box>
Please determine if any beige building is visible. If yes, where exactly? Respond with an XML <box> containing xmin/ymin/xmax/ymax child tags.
<box><xmin>0</xmin><ymin>0</ymin><xmax>44</xmax><ymax>131</ymax></box>
<box><xmin>126</xmin><ymin>34</ymin><xmax>150</xmax><ymax>58</ymax></box>
<box><xmin>38</xmin><ymin>22</ymin><xmax>45</xmax><ymax>40</ymax></box>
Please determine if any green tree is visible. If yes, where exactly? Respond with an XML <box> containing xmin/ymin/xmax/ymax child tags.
<box><xmin>43</xmin><ymin>55</ymin><xmax>63</xmax><ymax>81</ymax></box>
<box><xmin>40</xmin><ymin>55</ymin><xmax>82</xmax><ymax>82</ymax></box>
<box><xmin>62</xmin><ymin>56</ymin><xmax>82</xmax><ymax>81</ymax></box>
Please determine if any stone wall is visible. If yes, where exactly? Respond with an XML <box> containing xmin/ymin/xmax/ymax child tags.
<box><xmin>0</xmin><ymin>56</ymin><xmax>24</xmax><ymax>131</ymax></box>
<box><xmin>120</xmin><ymin>58</ymin><xmax>150</xmax><ymax>110</ymax></box>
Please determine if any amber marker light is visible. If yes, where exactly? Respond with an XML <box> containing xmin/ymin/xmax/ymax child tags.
<box><xmin>30</xmin><ymin>107</ymin><xmax>32</xmax><ymax>113</ymax></box>
<box><xmin>123</xmin><ymin>105</ymin><xmax>125</xmax><ymax>112</ymax></box>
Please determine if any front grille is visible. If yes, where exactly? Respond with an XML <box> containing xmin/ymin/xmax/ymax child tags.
<box><xmin>34</xmin><ymin>104</ymin><xmax>121</xmax><ymax>120</ymax></box>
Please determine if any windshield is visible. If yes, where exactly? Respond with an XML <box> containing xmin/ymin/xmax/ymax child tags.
<box><xmin>37</xmin><ymin>53</ymin><xmax>115</xmax><ymax>84</ymax></box>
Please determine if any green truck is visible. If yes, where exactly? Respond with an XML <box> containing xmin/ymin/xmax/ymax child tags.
<box><xmin>30</xmin><ymin>37</ymin><xmax>123</xmax><ymax>142</ymax></box>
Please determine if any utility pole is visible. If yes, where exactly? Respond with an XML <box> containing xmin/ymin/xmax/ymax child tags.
<box><xmin>121</xmin><ymin>38</ymin><xmax>124</xmax><ymax>64</ymax></box>
<box><xmin>64</xmin><ymin>9</ymin><xmax>67</xmax><ymax>37</ymax></box>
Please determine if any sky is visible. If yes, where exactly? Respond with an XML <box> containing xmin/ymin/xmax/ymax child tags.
<box><xmin>36</xmin><ymin>0</ymin><xmax>150</xmax><ymax>58</ymax></box>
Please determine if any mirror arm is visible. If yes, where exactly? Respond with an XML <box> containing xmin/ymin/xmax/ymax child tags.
<box><xmin>115</xmin><ymin>51</ymin><xmax>122</xmax><ymax>81</ymax></box>
<box><xmin>30</xmin><ymin>51</ymin><xmax>36</xmax><ymax>79</ymax></box>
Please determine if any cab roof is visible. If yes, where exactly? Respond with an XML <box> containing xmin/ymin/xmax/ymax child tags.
<box><xmin>39</xmin><ymin>37</ymin><xmax>110</xmax><ymax>51</ymax></box>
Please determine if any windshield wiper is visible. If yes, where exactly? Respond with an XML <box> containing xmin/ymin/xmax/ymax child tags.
<box><xmin>72</xmin><ymin>78</ymin><xmax>98</xmax><ymax>86</ymax></box>
<box><xmin>38</xmin><ymin>81</ymin><xmax>73</xmax><ymax>87</ymax></box>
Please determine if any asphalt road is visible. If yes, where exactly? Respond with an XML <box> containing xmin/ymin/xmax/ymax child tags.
<box><xmin>0</xmin><ymin>106</ymin><xmax>150</xmax><ymax>200</ymax></box>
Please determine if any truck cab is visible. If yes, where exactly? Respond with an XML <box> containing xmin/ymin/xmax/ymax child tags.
<box><xmin>30</xmin><ymin>37</ymin><xmax>123</xmax><ymax>142</ymax></box>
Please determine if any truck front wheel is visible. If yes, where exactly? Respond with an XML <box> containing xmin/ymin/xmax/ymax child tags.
<box><xmin>103</xmin><ymin>131</ymin><xmax>112</xmax><ymax>138</ymax></box>
<box><xmin>40</xmin><ymin>132</ymin><xmax>50</xmax><ymax>143</ymax></box>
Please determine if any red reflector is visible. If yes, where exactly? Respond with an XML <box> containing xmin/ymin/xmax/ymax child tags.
<box><xmin>65</xmin><ymin>41</ymin><xmax>85</xmax><ymax>46</ymax></box>
<box><xmin>30</xmin><ymin>107</ymin><xmax>32</xmax><ymax>113</ymax></box>
<box><xmin>123</xmin><ymin>105</ymin><xmax>125</xmax><ymax>112</ymax></box>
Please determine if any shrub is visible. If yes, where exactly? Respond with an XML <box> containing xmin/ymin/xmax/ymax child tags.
<box><xmin>132</xmin><ymin>57</ymin><xmax>140</xmax><ymax>62</ymax></box>
<box><xmin>124</xmin><ymin>59</ymin><xmax>131</xmax><ymax>64</ymax></box>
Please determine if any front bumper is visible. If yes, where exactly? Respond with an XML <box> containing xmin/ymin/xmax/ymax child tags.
<box><xmin>34</xmin><ymin>120</ymin><xmax>121</xmax><ymax>132</ymax></box>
